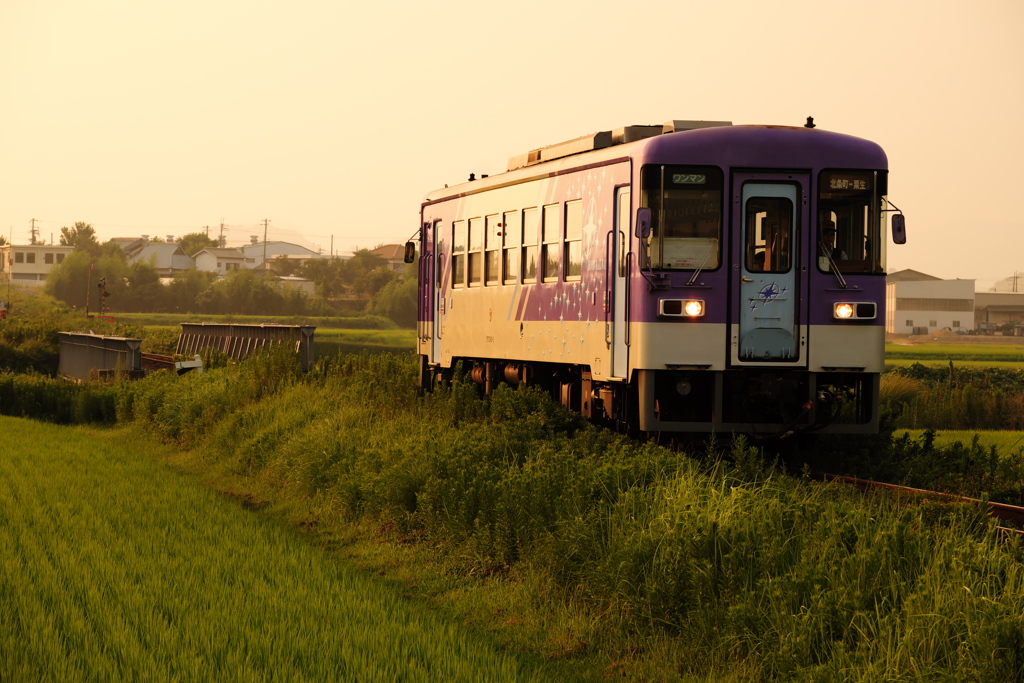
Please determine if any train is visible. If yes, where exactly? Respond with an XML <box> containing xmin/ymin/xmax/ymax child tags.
<box><xmin>410</xmin><ymin>119</ymin><xmax>906</xmax><ymax>436</ymax></box>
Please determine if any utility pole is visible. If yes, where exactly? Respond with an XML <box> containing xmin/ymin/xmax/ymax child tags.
<box><xmin>262</xmin><ymin>219</ymin><xmax>270</xmax><ymax>275</ymax></box>
<box><xmin>6</xmin><ymin>225</ymin><xmax>11</xmax><ymax>307</ymax></box>
<box><xmin>29</xmin><ymin>218</ymin><xmax>38</xmax><ymax>245</ymax></box>
<box><xmin>219</xmin><ymin>222</ymin><xmax>225</xmax><ymax>248</ymax></box>
<box><xmin>85</xmin><ymin>263</ymin><xmax>93</xmax><ymax>317</ymax></box>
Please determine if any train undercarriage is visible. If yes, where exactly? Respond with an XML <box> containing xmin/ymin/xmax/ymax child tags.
<box><xmin>421</xmin><ymin>356</ymin><xmax>879</xmax><ymax>438</ymax></box>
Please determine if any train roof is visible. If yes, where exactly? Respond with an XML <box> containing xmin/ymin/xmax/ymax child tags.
<box><xmin>424</xmin><ymin>121</ymin><xmax>888</xmax><ymax>204</ymax></box>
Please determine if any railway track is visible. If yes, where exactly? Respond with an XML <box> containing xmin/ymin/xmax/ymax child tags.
<box><xmin>814</xmin><ymin>472</ymin><xmax>1024</xmax><ymax>535</ymax></box>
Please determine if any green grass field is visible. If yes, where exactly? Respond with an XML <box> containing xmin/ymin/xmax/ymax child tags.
<box><xmin>886</xmin><ymin>341</ymin><xmax>1024</xmax><ymax>368</ymax></box>
<box><xmin>0</xmin><ymin>417</ymin><xmax>552</xmax><ymax>682</ymax></box>
<box><xmin>897</xmin><ymin>429</ymin><xmax>1024</xmax><ymax>454</ymax></box>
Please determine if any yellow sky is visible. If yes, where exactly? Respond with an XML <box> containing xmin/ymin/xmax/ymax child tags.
<box><xmin>2</xmin><ymin>0</ymin><xmax>1021</xmax><ymax>286</ymax></box>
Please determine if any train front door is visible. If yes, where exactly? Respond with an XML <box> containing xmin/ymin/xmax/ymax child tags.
<box><xmin>608</xmin><ymin>187</ymin><xmax>630</xmax><ymax>378</ymax></box>
<box><xmin>730</xmin><ymin>173</ymin><xmax>808</xmax><ymax>366</ymax></box>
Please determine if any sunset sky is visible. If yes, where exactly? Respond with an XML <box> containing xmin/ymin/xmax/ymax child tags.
<box><xmin>2</xmin><ymin>0</ymin><xmax>1021</xmax><ymax>288</ymax></box>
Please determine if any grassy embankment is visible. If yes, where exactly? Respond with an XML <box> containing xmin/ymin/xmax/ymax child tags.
<box><xmin>2</xmin><ymin>350</ymin><xmax>1024</xmax><ymax>680</ymax></box>
<box><xmin>0</xmin><ymin>417</ymin><xmax>551</xmax><ymax>682</ymax></box>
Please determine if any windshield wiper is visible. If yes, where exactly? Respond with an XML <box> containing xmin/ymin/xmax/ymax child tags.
<box><xmin>819</xmin><ymin>240</ymin><xmax>847</xmax><ymax>289</ymax></box>
<box><xmin>686</xmin><ymin>242</ymin><xmax>716</xmax><ymax>286</ymax></box>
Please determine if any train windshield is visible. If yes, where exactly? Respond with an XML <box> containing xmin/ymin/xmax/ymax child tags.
<box><xmin>817</xmin><ymin>170</ymin><xmax>886</xmax><ymax>274</ymax></box>
<box><xmin>641</xmin><ymin>165</ymin><xmax>723</xmax><ymax>270</ymax></box>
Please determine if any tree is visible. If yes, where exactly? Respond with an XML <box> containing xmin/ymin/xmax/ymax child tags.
<box><xmin>366</xmin><ymin>262</ymin><xmax>417</xmax><ymax>327</ymax></box>
<box><xmin>45</xmin><ymin>249</ymin><xmax>128</xmax><ymax>313</ymax></box>
<box><xmin>166</xmin><ymin>268</ymin><xmax>216</xmax><ymax>312</ymax></box>
<box><xmin>299</xmin><ymin>258</ymin><xmax>347</xmax><ymax>299</ymax></box>
<box><xmin>271</xmin><ymin>255</ymin><xmax>297</xmax><ymax>276</ymax></box>
<box><xmin>59</xmin><ymin>222</ymin><xmax>99</xmax><ymax>253</ymax></box>
<box><xmin>339</xmin><ymin>249</ymin><xmax>395</xmax><ymax>298</ymax></box>
<box><xmin>178</xmin><ymin>232</ymin><xmax>219</xmax><ymax>257</ymax></box>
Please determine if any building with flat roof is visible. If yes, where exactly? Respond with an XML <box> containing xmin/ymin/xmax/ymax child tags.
<box><xmin>885</xmin><ymin>269</ymin><xmax>975</xmax><ymax>334</ymax></box>
<box><xmin>0</xmin><ymin>243</ymin><xmax>75</xmax><ymax>288</ymax></box>
<box><xmin>974</xmin><ymin>291</ymin><xmax>1024</xmax><ymax>335</ymax></box>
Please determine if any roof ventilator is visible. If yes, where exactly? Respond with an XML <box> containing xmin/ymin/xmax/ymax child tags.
<box><xmin>507</xmin><ymin>120</ymin><xmax>733</xmax><ymax>171</ymax></box>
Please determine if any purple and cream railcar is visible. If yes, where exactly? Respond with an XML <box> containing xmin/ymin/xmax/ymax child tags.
<box><xmin>413</xmin><ymin>120</ymin><xmax>905</xmax><ymax>435</ymax></box>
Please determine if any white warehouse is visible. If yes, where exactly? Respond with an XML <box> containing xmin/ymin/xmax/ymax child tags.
<box><xmin>885</xmin><ymin>269</ymin><xmax>975</xmax><ymax>334</ymax></box>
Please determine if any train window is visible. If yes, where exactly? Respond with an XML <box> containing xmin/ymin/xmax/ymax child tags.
<box><xmin>542</xmin><ymin>204</ymin><xmax>560</xmax><ymax>282</ymax></box>
<box><xmin>503</xmin><ymin>211</ymin><xmax>520</xmax><ymax>285</ymax></box>
<box><xmin>818</xmin><ymin>170</ymin><xmax>886</xmax><ymax>274</ymax></box>
<box><xmin>452</xmin><ymin>220</ymin><xmax>466</xmax><ymax>287</ymax></box>
<box><xmin>640</xmin><ymin>165</ymin><xmax>723</xmax><ymax>270</ymax></box>
<box><xmin>745</xmin><ymin>196</ymin><xmax>793</xmax><ymax>273</ymax></box>
<box><xmin>522</xmin><ymin>208</ymin><xmax>539</xmax><ymax>283</ymax></box>
<box><xmin>485</xmin><ymin>214</ymin><xmax>501</xmax><ymax>286</ymax></box>
<box><xmin>468</xmin><ymin>217</ymin><xmax>483</xmax><ymax>286</ymax></box>
<box><xmin>564</xmin><ymin>200</ymin><xmax>582</xmax><ymax>280</ymax></box>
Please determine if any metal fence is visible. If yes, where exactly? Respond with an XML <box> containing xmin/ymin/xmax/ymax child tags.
<box><xmin>58</xmin><ymin>332</ymin><xmax>143</xmax><ymax>380</ymax></box>
<box><xmin>175</xmin><ymin>323</ymin><xmax>316</xmax><ymax>369</ymax></box>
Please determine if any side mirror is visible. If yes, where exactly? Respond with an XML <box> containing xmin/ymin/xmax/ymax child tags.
<box><xmin>404</xmin><ymin>241</ymin><xmax>416</xmax><ymax>263</ymax></box>
<box><xmin>635</xmin><ymin>208</ymin><xmax>652</xmax><ymax>239</ymax></box>
<box><xmin>891</xmin><ymin>214</ymin><xmax>906</xmax><ymax>245</ymax></box>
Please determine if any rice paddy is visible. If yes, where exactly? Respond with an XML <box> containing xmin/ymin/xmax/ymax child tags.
<box><xmin>0</xmin><ymin>417</ymin><xmax>552</xmax><ymax>682</ymax></box>
<box><xmin>886</xmin><ymin>340</ymin><xmax>1024</xmax><ymax>368</ymax></box>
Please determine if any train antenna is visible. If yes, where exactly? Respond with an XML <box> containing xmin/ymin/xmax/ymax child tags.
<box><xmin>805</xmin><ymin>116</ymin><xmax>816</xmax><ymax>129</ymax></box>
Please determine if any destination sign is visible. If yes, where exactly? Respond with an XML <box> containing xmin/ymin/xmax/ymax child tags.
<box><xmin>826</xmin><ymin>174</ymin><xmax>872</xmax><ymax>191</ymax></box>
<box><xmin>672</xmin><ymin>174</ymin><xmax>707</xmax><ymax>185</ymax></box>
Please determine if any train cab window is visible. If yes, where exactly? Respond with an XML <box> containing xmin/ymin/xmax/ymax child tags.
<box><xmin>485</xmin><ymin>214</ymin><xmax>501</xmax><ymax>286</ymax></box>
<box><xmin>745</xmin><ymin>197</ymin><xmax>793</xmax><ymax>273</ymax></box>
<box><xmin>468</xmin><ymin>217</ymin><xmax>484</xmax><ymax>286</ymax></box>
<box><xmin>452</xmin><ymin>220</ymin><xmax>466</xmax><ymax>287</ymax></box>
<box><xmin>541</xmin><ymin>204</ymin><xmax>560</xmax><ymax>282</ymax></box>
<box><xmin>564</xmin><ymin>199</ymin><xmax>582</xmax><ymax>281</ymax></box>
<box><xmin>522</xmin><ymin>207</ymin><xmax>539</xmax><ymax>283</ymax></box>
<box><xmin>502</xmin><ymin>210</ymin><xmax>520</xmax><ymax>285</ymax></box>
<box><xmin>817</xmin><ymin>170</ymin><xmax>886</xmax><ymax>274</ymax></box>
<box><xmin>640</xmin><ymin>165</ymin><xmax>723</xmax><ymax>271</ymax></box>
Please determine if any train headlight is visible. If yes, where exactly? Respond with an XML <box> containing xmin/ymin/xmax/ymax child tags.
<box><xmin>659</xmin><ymin>299</ymin><xmax>705</xmax><ymax>317</ymax></box>
<box><xmin>834</xmin><ymin>303</ymin><xmax>855</xmax><ymax>319</ymax></box>
<box><xmin>684</xmin><ymin>300</ymin><xmax>704</xmax><ymax>317</ymax></box>
<box><xmin>833</xmin><ymin>302</ymin><xmax>877</xmax><ymax>320</ymax></box>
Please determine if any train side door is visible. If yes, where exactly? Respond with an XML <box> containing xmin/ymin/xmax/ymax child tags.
<box><xmin>418</xmin><ymin>220</ymin><xmax>433</xmax><ymax>350</ymax></box>
<box><xmin>730</xmin><ymin>174</ymin><xmax>808</xmax><ymax>366</ymax></box>
<box><xmin>432</xmin><ymin>219</ymin><xmax>444</xmax><ymax>363</ymax></box>
<box><xmin>607</xmin><ymin>187</ymin><xmax>629</xmax><ymax>378</ymax></box>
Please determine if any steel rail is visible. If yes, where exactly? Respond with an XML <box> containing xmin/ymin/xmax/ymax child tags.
<box><xmin>813</xmin><ymin>472</ymin><xmax>1024</xmax><ymax>536</ymax></box>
